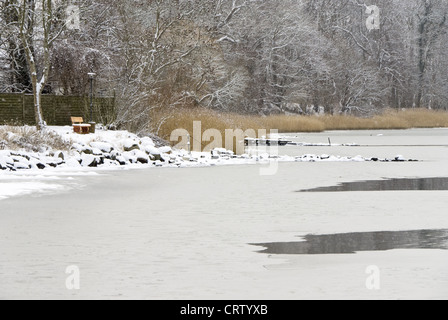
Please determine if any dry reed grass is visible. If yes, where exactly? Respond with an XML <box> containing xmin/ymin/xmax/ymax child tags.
<box><xmin>152</xmin><ymin>108</ymin><xmax>448</xmax><ymax>152</ymax></box>
<box><xmin>0</xmin><ymin>126</ymin><xmax>70</xmax><ymax>152</ymax></box>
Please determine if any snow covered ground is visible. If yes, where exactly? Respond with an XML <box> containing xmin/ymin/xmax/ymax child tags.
<box><xmin>0</xmin><ymin>128</ymin><xmax>447</xmax><ymax>300</ymax></box>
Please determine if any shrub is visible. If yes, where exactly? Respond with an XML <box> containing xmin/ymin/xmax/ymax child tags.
<box><xmin>0</xmin><ymin>126</ymin><xmax>70</xmax><ymax>152</ymax></box>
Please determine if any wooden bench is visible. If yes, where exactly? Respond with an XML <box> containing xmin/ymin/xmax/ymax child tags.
<box><xmin>71</xmin><ymin>117</ymin><xmax>91</xmax><ymax>134</ymax></box>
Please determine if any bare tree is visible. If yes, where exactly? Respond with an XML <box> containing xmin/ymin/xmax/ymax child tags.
<box><xmin>414</xmin><ymin>0</ymin><xmax>448</xmax><ymax>108</ymax></box>
<box><xmin>1</xmin><ymin>0</ymin><xmax>69</xmax><ymax>129</ymax></box>
<box><xmin>0</xmin><ymin>0</ymin><xmax>32</xmax><ymax>93</ymax></box>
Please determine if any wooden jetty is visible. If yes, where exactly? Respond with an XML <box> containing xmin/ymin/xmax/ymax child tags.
<box><xmin>244</xmin><ymin>138</ymin><xmax>292</xmax><ymax>147</ymax></box>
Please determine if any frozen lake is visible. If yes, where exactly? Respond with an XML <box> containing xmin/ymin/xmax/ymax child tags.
<box><xmin>1</xmin><ymin>128</ymin><xmax>448</xmax><ymax>299</ymax></box>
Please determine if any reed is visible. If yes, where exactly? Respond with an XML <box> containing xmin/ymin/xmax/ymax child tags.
<box><xmin>153</xmin><ymin>108</ymin><xmax>448</xmax><ymax>152</ymax></box>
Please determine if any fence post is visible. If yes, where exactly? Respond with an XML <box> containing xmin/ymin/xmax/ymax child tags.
<box><xmin>113</xmin><ymin>90</ymin><xmax>116</xmax><ymax>123</ymax></box>
<box><xmin>22</xmin><ymin>93</ymin><xmax>25</xmax><ymax>125</ymax></box>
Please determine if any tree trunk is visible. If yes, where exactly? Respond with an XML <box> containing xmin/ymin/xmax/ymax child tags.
<box><xmin>17</xmin><ymin>0</ymin><xmax>55</xmax><ymax>130</ymax></box>
<box><xmin>33</xmin><ymin>87</ymin><xmax>44</xmax><ymax>130</ymax></box>
<box><xmin>27</xmin><ymin>61</ymin><xmax>45</xmax><ymax>130</ymax></box>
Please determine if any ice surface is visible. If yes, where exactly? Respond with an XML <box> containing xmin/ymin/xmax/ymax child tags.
<box><xmin>0</xmin><ymin>181</ymin><xmax>64</xmax><ymax>200</ymax></box>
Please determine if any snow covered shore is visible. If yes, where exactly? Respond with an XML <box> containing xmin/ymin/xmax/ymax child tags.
<box><xmin>0</xmin><ymin>126</ymin><xmax>416</xmax><ymax>172</ymax></box>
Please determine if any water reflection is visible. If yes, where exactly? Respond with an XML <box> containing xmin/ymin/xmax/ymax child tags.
<box><xmin>252</xmin><ymin>229</ymin><xmax>448</xmax><ymax>255</ymax></box>
<box><xmin>298</xmin><ymin>177</ymin><xmax>448</xmax><ymax>192</ymax></box>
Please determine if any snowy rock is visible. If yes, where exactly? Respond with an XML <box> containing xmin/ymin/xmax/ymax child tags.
<box><xmin>36</xmin><ymin>163</ymin><xmax>46</xmax><ymax>170</ymax></box>
<box><xmin>168</xmin><ymin>155</ymin><xmax>178</xmax><ymax>164</ymax></box>
<box><xmin>140</xmin><ymin>137</ymin><xmax>155</xmax><ymax>147</ymax></box>
<box><xmin>142</xmin><ymin>145</ymin><xmax>160</xmax><ymax>155</ymax></box>
<box><xmin>73</xmin><ymin>143</ymin><xmax>94</xmax><ymax>155</ymax></box>
<box><xmin>81</xmin><ymin>154</ymin><xmax>97</xmax><ymax>167</ymax></box>
<box><xmin>123</xmin><ymin>139</ymin><xmax>140</xmax><ymax>152</ymax></box>
<box><xmin>14</xmin><ymin>161</ymin><xmax>30</xmax><ymax>170</ymax></box>
<box><xmin>27</xmin><ymin>157</ymin><xmax>45</xmax><ymax>170</ymax></box>
<box><xmin>97</xmin><ymin>156</ymin><xmax>105</xmax><ymax>166</ymax></box>
<box><xmin>142</xmin><ymin>145</ymin><xmax>162</xmax><ymax>161</ymax></box>
<box><xmin>67</xmin><ymin>151</ymin><xmax>81</xmax><ymax>164</ymax></box>
<box><xmin>352</xmin><ymin>155</ymin><xmax>365</xmax><ymax>162</ymax></box>
<box><xmin>83</xmin><ymin>148</ymin><xmax>94</xmax><ymax>155</ymax></box>
<box><xmin>45</xmin><ymin>158</ymin><xmax>60</xmax><ymax>167</ymax></box>
<box><xmin>12</xmin><ymin>152</ymin><xmax>31</xmax><ymax>161</ymax></box>
<box><xmin>91</xmin><ymin>148</ymin><xmax>103</xmax><ymax>156</ymax></box>
<box><xmin>72</xmin><ymin>143</ymin><xmax>85</xmax><ymax>153</ymax></box>
<box><xmin>11</xmin><ymin>155</ymin><xmax>24</xmax><ymax>162</ymax></box>
<box><xmin>28</xmin><ymin>161</ymin><xmax>45</xmax><ymax>170</ymax></box>
<box><xmin>65</xmin><ymin>158</ymin><xmax>82</xmax><ymax>168</ymax></box>
<box><xmin>90</xmin><ymin>142</ymin><xmax>114</xmax><ymax>153</ymax></box>
<box><xmin>116</xmin><ymin>156</ymin><xmax>127</xmax><ymax>166</ymax></box>
<box><xmin>109</xmin><ymin>150</ymin><xmax>120</xmax><ymax>161</ymax></box>
<box><xmin>71</xmin><ymin>143</ymin><xmax>82</xmax><ymax>151</ymax></box>
<box><xmin>154</xmin><ymin>161</ymin><xmax>163</xmax><ymax>167</ymax></box>
<box><xmin>122</xmin><ymin>152</ymin><xmax>137</xmax><ymax>164</ymax></box>
<box><xmin>102</xmin><ymin>159</ymin><xmax>117</xmax><ymax>167</ymax></box>
<box><xmin>134</xmin><ymin>150</ymin><xmax>150</xmax><ymax>164</ymax></box>
<box><xmin>296</xmin><ymin>154</ymin><xmax>319</xmax><ymax>162</ymax></box>
<box><xmin>55</xmin><ymin>157</ymin><xmax>64</xmax><ymax>165</ymax></box>
<box><xmin>0</xmin><ymin>157</ymin><xmax>7</xmax><ymax>170</ymax></box>
<box><xmin>55</xmin><ymin>151</ymin><xmax>65</xmax><ymax>160</ymax></box>
<box><xmin>159</xmin><ymin>146</ymin><xmax>172</xmax><ymax>154</ymax></box>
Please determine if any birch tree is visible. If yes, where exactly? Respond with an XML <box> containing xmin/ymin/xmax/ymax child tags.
<box><xmin>10</xmin><ymin>0</ymin><xmax>68</xmax><ymax>129</ymax></box>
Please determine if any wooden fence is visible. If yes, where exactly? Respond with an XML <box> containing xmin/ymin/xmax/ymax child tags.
<box><xmin>0</xmin><ymin>93</ymin><xmax>116</xmax><ymax>126</ymax></box>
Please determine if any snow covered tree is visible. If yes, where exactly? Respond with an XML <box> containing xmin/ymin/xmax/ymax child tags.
<box><xmin>413</xmin><ymin>0</ymin><xmax>448</xmax><ymax>108</ymax></box>
<box><xmin>4</xmin><ymin>0</ymin><xmax>72</xmax><ymax>129</ymax></box>
<box><xmin>0</xmin><ymin>0</ymin><xmax>32</xmax><ymax>93</ymax></box>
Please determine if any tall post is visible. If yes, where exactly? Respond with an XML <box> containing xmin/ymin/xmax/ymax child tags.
<box><xmin>90</xmin><ymin>77</ymin><xmax>93</xmax><ymax>122</ymax></box>
<box><xmin>88</xmin><ymin>73</ymin><xmax>96</xmax><ymax>123</ymax></box>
